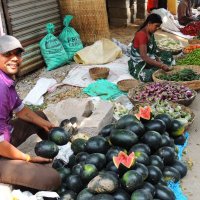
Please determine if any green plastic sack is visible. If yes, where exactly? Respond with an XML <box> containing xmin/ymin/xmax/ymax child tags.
<box><xmin>59</xmin><ymin>15</ymin><xmax>83</xmax><ymax>61</ymax></box>
<box><xmin>83</xmin><ymin>79</ymin><xmax>125</xmax><ymax>100</ymax></box>
<box><xmin>39</xmin><ymin>23</ymin><xmax>69</xmax><ymax>71</ymax></box>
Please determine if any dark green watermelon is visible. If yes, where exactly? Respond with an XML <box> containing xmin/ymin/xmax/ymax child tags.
<box><xmin>169</xmin><ymin>119</ymin><xmax>185</xmax><ymax>137</ymax></box>
<box><xmin>34</xmin><ymin>140</ymin><xmax>59</xmax><ymax>159</ymax></box>
<box><xmin>149</xmin><ymin>155</ymin><xmax>164</xmax><ymax>171</ymax></box>
<box><xmin>76</xmin><ymin>188</ymin><xmax>94</xmax><ymax>200</ymax></box>
<box><xmin>75</xmin><ymin>152</ymin><xmax>89</xmax><ymax>163</ymax></box>
<box><xmin>71</xmin><ymin>164</ymin><xmax>83</xmax><ymax>176</ymax></box>
<box><xmin>156</xmin><ymin>146</ymin><xmax>176</xmax><ymax>165</ymax></box>
<box><xmin>67</xmin><ymin>154</ymin><xmax>77</xmax><ymax>168</ymax></box>
<box><xmin>132</xmin><ymin>162</ymin><xmax>149</xmax><ymax>181</ymax></box>
<box><xmin>85</xmin><ymin>136</ymin><xmax>110</xmax><ymax>154</ymax></box>
<box><xmin>106</xmin><ymin>161</ymin><xmax>119</xmax><ymax>174</ymax></box>
<box><xmin>71</xmin><ymin>138</ymin><xmax>87</xmax><ymax>154</ymax></box>
<box><xmin>85</xmin><ymin>153</ymin><xmax>106</xmax><ymax>170</ymax></box>
<box><xmin>160</xmin><ymin>135</ymin><xmax>171</xmax><ymax>147</ymax></box>
<box><xmin>80</xmin><ymin>164</ymin><xmax>98</xmax><ymax>183</ymax></box>
<box><xmin>112</xmin><ymin>188</ymin><xmax>130</xmax><ymax>200</ymax></box>
<box><xmin>155</xmin><ymin>184</ymin><xmax>175</xmax><ymax>200</ymax></box>
<box><xmin>52</xmin><ymin>159</ymin><xmax>65</xmax><ymax>169</ymax></box>
<box><xmin>121</xmin><ymin>170</ymin><xmax>143</xmax><ymax>192</ymax></box>
<box><xmin>57</xmin><ymin>167</ymin><xmax>71</xmax><ymax>183</ymax></box>
<box><xmin>163</xmin><ymin>166</ymin><xmax>181</xmax><ymax>183</ymax></box>
<box><xmin>49</xmin><ymin>127</ymin><xmax>70</xmax><ymax>145</ymax></box>
<box><xmin>115</xmin><ymin>114</ymin><xmax>139</xmax><ymax>129</ymax></box>
<box><xmin>171</xmin><ymin>160</ymin><xmax>187</xmax><ymax>178</ymax></box>
<box><xmin>99</xmin><ymin>124</ymin><xmax>115</xmax><ymax>137</ymax></box>
<box><xmin>154</xmin><ymin>114</ymin><xmax>172</xmax><ymax>131</ymax></box>
<box><xmin>125</xmin><ymin>122</ymin><xmax>145</xmax><ymax>138</ymax></box>
<box><xmin>131</xmin><ymin>189</ymin><xmax>153</xmax><ymax>200</ymax></box>
<box><xmin>141</xmin><ymin>131</ymin><xmax>162</xmax><ymax>151</ymax></box>
<box><xmin>146</xmin><ymin>165</ymin><xmax>162</xmax><ymax>185</ymax></box>
<box><xmin>174</xmin><ymin>134</ymin><xmax>186</xmax><ymax>145</ymax></box>
<box><xmin>65</xmin><ymin>174</ymin><xmax>83</xmax><ymax>193</ymax></box>
<box><xmin>90</xmin><ymin>194</ymin><xmax>114</xmax><ymax>200</ymax></box>
<box><xmin>144</xmin><ymin>119</ymin><xmax>166</xmax><ymax>134</ymax></box>
<box><xmin>141</xmin><ymin>182</ymin><xmax>155</xmax><ymax>197</ymax></box>
<box><xmin>134</xmin><ymin>151</ymin><xmax>150</xmax><ymax>166</ymax></box>
<box><xmin>129</xmin><ymin>143</ymin><xmax>151</xmax><ymax>156</ymax></box>
<box><xmin>106</xmin><ymin>148</ymin><xmax>121</xmax><ymax>162</ymax></box>
<box><xmin>110</xmin><ymin>129</ymin><xmax>138</xmax><ymax>150</ymax></box>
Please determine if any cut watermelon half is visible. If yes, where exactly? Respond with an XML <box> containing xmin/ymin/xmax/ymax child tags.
<box><xmin>113</xmin><ymin>151</ymin><xmax>135</xmax><ymax>168</ymax></box>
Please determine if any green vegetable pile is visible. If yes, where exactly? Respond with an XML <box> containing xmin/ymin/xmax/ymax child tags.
<box><xmin>151</xmin><ymin>100</ymin><xmax>192</xmax><ymax>125</ymax></box>
<box><xmin>158</xmin><ymin>69</ymin><xmax>200</xmax><ymax>81</ymax></box>
<box><xmin>176</xmin><ymin>49</ymin><xmax>200</xmax><ymax>65</ymax></box>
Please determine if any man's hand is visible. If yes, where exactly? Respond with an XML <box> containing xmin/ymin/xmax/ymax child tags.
<box><xmin>29</xmin><ymin>156</ymin><xmax>52</xmax><ymax>163</ymax></box>
<box><xmin>40</xmin><ymin>120</ymin><xmax>55</xmax><ymax>132</ymax></box>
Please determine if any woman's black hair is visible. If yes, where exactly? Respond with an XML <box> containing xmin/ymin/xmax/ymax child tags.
<box><xmin>137</xmin><ymin>13</ymin><xmax>162</xmax><ymax>32</ymax></box>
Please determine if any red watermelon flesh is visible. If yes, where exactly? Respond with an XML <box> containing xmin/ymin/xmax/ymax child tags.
<box><xmin>135</xmin><ymin>106</ymin><xmax>152</xmax><ymax>120</ymax></box>
<box><xmin>113</xmin><ymin>151</ymin><xmax>135</xmax><ymax>168</ymax></box>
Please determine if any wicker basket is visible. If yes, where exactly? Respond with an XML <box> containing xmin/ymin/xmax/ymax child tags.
<box><xmin>117</xmin><ymin>79</ymin><xmax>140</xmax><ymax>92</ymax></box>
<box><xmin>59</xmin><ymin>0</ymin><xmax>110</xmax><ymax>44</ymax></box>
<box><xmin>152</xmin><ymin>65</ymin><xmax>200</xmax><ymax>91</ymax></box>
<box><xmin>188</xmin><ymin>38</ymin><xmax>200</xmax><ymax>44</ymax></box>
<box><xmin>128</xmin><ymin>82</ymin><xmax>197</xmax><ymax>106</ymax></box>
<box><xmin>129</xmin><ymin>102</ymin><xmax>195</xmax><ymax>130</ymax></box>
<box><xmin>89</xmin><ymin>67</ymin><xmax>110</xmax><ymax>80</ymax></box>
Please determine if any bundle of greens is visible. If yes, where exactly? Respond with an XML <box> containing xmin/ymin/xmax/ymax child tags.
<box><xmin>158</xmin><ymin>69</ymin><xmax>200</xmax><ymax>81</ymax></box>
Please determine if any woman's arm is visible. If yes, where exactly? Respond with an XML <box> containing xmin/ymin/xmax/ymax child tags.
<box><xmin>139</xmin><ymin>44</ymin><xmax>165</xmax><ymax>68</ymax></box>
<box><xmin>16</xmin><ymin>107</ymin><xmax>54</xmax><ymax>132</ymax></box>
<box><xmin>0</xmin><ymin>140</ymin><xmax>51</xmax><ymax>163</ymax></box>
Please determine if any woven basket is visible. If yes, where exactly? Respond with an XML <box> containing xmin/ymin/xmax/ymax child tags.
<box><xmin>117</xmin><ymin>79</ymin><xmax>140</xmax><ymax>92</ymax></box>
<box><xmin>59</xmin><ymin>0</ymin><xmax>110</xmax><ymax>44</ymax></box>
<box><xmin>128</xmin><ymin>82</ymin><xmax>197</xmax><ymax>106</ymax></box>
<box><xmin>152</xmin><ymin>65</ymin><xmax>200</xmax><ymax>91</ymax></box>
<box><xmin>188</xmin><ymin>38</ymin><xmax>200</xmax><ymax>44</ymax></box>
<box><xmin>89</xmin><ymin>67</ymin><xmax>110</xmax><ymax>80</ymax></box>
<box><xmin>129</xmin><ymin>102</ymin><xmax>195</xmax><ymax>130</ymax></box>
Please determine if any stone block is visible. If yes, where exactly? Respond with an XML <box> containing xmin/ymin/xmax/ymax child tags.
<box><xmin>44</xmin><ymin>98</ymin><xmax>114</xmax><ymax>138</ymax></box>
<box><xmin>79</xmin><ymin>101</ymin><xmax>114</xmax><ymax>137</ymax></box>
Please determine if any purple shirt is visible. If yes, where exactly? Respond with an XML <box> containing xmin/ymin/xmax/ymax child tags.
<box><xmin>0</xmin><ymin>70</ymin><xmax>24</xmax><ymax>142</ymax></box>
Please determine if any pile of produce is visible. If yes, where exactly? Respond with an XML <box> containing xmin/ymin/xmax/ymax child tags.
<box><xmin>36</xmin><ymin>110</ymin><xmax>189</xmax><ymax>200</ymax></box>
<box><xmin>133</xmin><ymin>101</ymin><xmax>193</xmax><ymax>127</ymax></box>
<box><xmin>156</xmin><ymin>38</ymin><xmax>183</xmax><ymax>52</ymax></box>
<box><xmin>176</xmin><ymin>48</ymin><xmax>200</xmax><ymax>65</ymax></box>
<box><xmin>129</xmin><ymin>82</ymin><xmax>194</xmax><ymax>103</ymax></box>
<box><xmin>180</xmin><ymin>21</ymin><xmax>200</xmax><ymax>36</ymax></box>
<box><xmin>183</xmin><ymin>44</ymin><xmax>200</xmax><ymax>54</ymax></box>
<box><xmin>157</xmin><ymin>68</ymin><xmax>200</xmax><ymax>81</ymax></box>
<box><xmin>113</xmin><ymin>102</ymin><xmax>129</xmax><ymax>118</ymax></box>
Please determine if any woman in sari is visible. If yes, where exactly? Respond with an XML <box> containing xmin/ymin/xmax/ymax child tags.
<box><xmin>128</xmin><ymin>14</ymin><xmax>173</xmax><ymax>82</ymax></box>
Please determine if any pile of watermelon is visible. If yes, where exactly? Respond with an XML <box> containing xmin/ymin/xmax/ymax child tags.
<box><xmin>35</xmin><ymin>107</ymin><xmax>188</xmax><ymax>200</ymax></box>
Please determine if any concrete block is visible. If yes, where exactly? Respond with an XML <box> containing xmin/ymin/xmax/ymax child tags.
<box><xmin>44</xmin><ymin>98</ymin><xmax>114</xmax><ymax>138</ymax></box>
<box><xmin>107</xmin><ymin>0</ymin><xmax>130</xmax><ymax>8</ymax></box>
<box><xmin>79</xmin><ymin>101</ymin><xmax>114</xmax><ymax>137</ymax></box>
<box><xmin>108</xmin><ymin>8</ymin><xmax>131</xmax><ymax>19</ymax></box>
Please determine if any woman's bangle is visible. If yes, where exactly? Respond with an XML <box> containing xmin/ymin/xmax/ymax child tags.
<box><xmin>25</xmin><ymin>154</ymin><xmax>31</xmax><ymax>162</ymax></box>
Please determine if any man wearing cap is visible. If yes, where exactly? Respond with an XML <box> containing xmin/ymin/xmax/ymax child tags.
<box><xmin>0</xmin><ymin>35</ymin><xmax>61</xmax><ymax>191</ymax></box>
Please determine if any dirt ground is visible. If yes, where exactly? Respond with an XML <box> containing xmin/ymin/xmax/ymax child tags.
<box><xmin>16</xmin><ymin>26</ymin><xmax>200</xmax><ymax>199</ymax></box>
